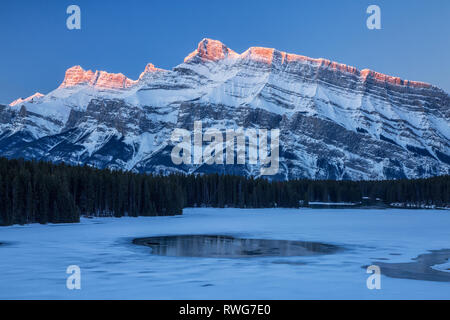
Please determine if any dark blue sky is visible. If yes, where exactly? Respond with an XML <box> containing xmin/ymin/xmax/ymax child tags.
<box><xmin>0</xmin><ymin>0</ymin><xmax>449</xmax><ymax>103</ymax></box>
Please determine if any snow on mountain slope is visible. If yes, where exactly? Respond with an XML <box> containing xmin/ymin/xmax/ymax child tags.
<box><xmin>9</xmin><ymin>92</ymin><xmax>44</xmax><ymax>107</ymax></box>
<box><xmin>1</xmin><ymin>38</ymin><xmax>449</xmax><ymax>180</ymax></box>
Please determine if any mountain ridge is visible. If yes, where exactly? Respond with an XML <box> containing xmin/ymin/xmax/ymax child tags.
<box><xmin>1</xmin><ymin>38</ymin><xmax>449</xmax><ymax>180</ymax></box>
<box><xmin>9</xmin><ymin>38</ymin><xmax>436</xmax><ymax>104</ymax></box>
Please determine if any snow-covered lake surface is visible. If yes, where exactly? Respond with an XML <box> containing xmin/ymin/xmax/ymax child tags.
<box><xmin>0</xmin><ymin>208</ymin><xmax>449</xmax><ymax>300</ymax></box>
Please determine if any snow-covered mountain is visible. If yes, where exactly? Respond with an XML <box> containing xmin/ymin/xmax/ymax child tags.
<box><xmin>1</xmin><ymin>38</ymin><xmax>449</xmax><ymax>180</ymax></box>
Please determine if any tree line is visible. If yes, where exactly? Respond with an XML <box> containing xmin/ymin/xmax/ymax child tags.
<box><xmin>0</xmin><ymin>158</ymin><xmax>183</xmax><ymax>226</ymax></box>
<box><xmin>174</xmin><ymin>174</ymin><xmax>449</xmax><ymax>208</ymax></box>
<box><xmin>0</xmin><ymin>157</ymin><xmax>448</xmax><ymax>225</ymax></box>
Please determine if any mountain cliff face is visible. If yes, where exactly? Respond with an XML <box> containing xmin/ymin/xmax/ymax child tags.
<box><xmin>1</xmin><ymin>38</ymin><xmax>449</xmax><ymax>180</ymax></box>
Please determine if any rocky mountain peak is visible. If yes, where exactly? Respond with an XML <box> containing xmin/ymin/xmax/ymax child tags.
<box><xmin>139</xmin><ymin>63</ymin><xmax>165</xmax><ymax>79</ymax></box>
<box><xmin>9</xmin><ymin>92</ymin><xmax>44</xmax><ymax>106</ymax></box>
<box><xmin>359</xmin><ymin>69</ymin><xmax>431</xmax><ymax>88</ymax></box>
<box><xmin>59</xmin><ymin>65</ymin><xmax>136</xmax><ymax>90</ymax></box>
<box><xmin>184</xmin><ymin>38</ymin><xmax>239</xmax><ymax>63</ymax></box>
<box><xmin>2</xmin><ymin>39</ymin><xmax>448</xmax><ymax>181</ymax></box>
<box><xmin>59</xmin><ymin>65</ymin><xmax>95</xmax><ymax>88</ymax></box>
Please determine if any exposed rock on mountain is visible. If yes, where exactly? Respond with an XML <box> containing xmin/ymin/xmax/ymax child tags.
<box><xmin>2</xmin><ymin>38</ymin><xmax>449</xmax><ymax>180</ymax></box>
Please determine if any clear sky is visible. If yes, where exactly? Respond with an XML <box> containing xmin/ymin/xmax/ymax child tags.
<box><xmin>0</xmin><ymin>0</ymin><xmax>449</xmax><ymax>104</ymax></box>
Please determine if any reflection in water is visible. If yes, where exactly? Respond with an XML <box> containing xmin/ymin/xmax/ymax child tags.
<box><xmin>133</xmin><ymin>235</ymin><xmax>341</xmax><ymax>258</ymax></box>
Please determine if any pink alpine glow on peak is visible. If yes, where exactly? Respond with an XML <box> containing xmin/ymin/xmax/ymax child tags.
<box><xmin>59</xmin><ymin>66</ymin><xmax>96</xmax><ymax>88</ymax></box>
<box><xmin>139</xmin><ymin>63</ymin><xmax>166</xmax><ymax>79</ymax></box>
<box><xmin>9</xmin><ymin>92</ymin><xmax>44</xmax><ymax>107</ymax></box>
<box><xmin>200</xmin><ymin>39</ymin><xmax>430</xmax><ymax>89</ymax></box>
<box><xmin>59</xmin><ymin>65</ymin><xmax>137</xmax><ymax>89</ymax></box>
<box><xmin>242</xmin><ymin>47</ymin><xmax>276</xmax><ymax>64</ymax></box>
<box><xmin>57</xmin><ymin>40</ymin><xmax>432</xmax><ymax>92</ymax></box>
<box><xmin>359</xmin><ymin>69</ymin><xmax>431</xmax><ymax>88</ymax></box>
<box><xmin>241</xmin><ymin>46</ymin><xmax>360</xmax><ymax>75</ymax></box>
<box><xmin>184</xmin><ymin>38</ymin><xmax>239</xmax><ymax>63</ymax></box>
<box><xmin>93</xmin><ymin>71</ymin><xmax>137</xmax><ymax>89</ymax></box>
<box><xmin>143</xmin><ymin>63</ymin><xmax>160</xmax><ymax>73</ymax></box>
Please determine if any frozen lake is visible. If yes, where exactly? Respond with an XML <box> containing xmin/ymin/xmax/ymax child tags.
<box><xmin>133</xmin><ymin>235</ymin><xmax>342</xmax><ymax>258</ymax></box>
<box><xmin>0</xmin><ymin>208</ymin><xmax>449</xmax><ymax>299</ymax></box>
